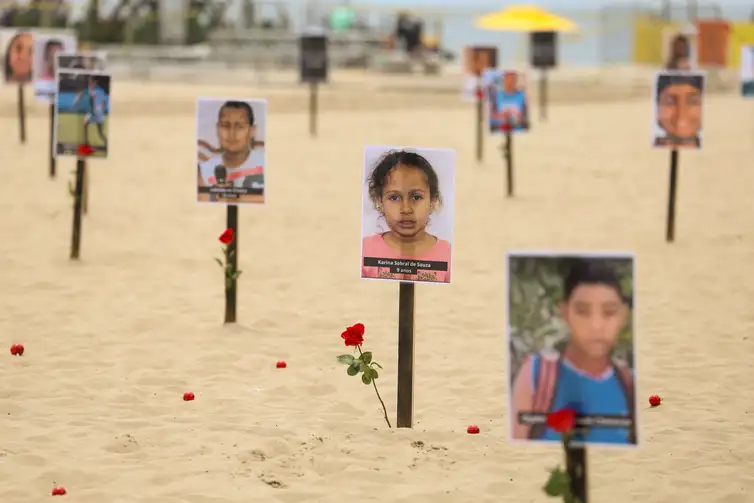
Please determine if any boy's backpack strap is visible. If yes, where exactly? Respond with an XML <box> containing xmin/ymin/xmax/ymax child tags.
<box><xmin>528</xmin><ymin>353</ymin><xmax>559</xmax><ymax>440</ymax></box>
<box><xmin>612</xmin><ymin>359</ymin><xmax>637</xmax><ymax>444</ymax></box>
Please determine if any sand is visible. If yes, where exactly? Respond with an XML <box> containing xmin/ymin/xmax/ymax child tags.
<box><xmin>1</xmin><ymin>81</ymin><xmax>753</xmax><ymax>503</ymax></box>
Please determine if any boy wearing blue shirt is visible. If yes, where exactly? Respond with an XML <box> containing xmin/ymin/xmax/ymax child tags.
<box><xmin>72</xmin><ymin>76</ymin><xmax>109</xmax><ymax>150</ymax></box>
<box><xmin>488</xmin><ymin>71</ymin><xmax>529</xmax><ymax>132</ymax></box>
<box><xmin>511</xmin><ymin>259</ymin><xmax>636</xmax><ymax>445</ymax></box>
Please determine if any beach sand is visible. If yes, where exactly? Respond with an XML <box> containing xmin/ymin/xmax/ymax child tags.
<box><xmin>1</xmin><ymin>82</ymin><xmax>753</xmax><ymax>503</ymax></box>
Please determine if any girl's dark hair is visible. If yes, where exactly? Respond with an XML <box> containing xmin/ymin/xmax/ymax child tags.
<box><xmin>562</xmin><ymin>259</ymin><xmax>627</xmax><ymax>304</ymax></box>
<box><xmin>656</xmin><ymin>74</ymin><xmax>704</xmax><ymax>100</ymax></box>
<box><xmin>367</xmin><ymin>149</ymin><xmax>441</xmax><ymax>206</ymax></box>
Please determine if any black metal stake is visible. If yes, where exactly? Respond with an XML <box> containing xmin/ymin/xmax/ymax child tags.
<box><xmin>18</xmin><ymin>85</ymin><xmax>26</xmax><ymax>144</ymax></box>
<box><xmin>539</xmin><ymin>70</ymin><xmax>548</xmax><ymax>121</ymax></box>
<box><xmin>666</xmin><ymin>149</ymin><xmax>679</xmax><ymax>243</ymax></box>
<box><xmin>224</xmin><ymin>205</ymin><xmax>239</xmax><ymax>323</ymax></box>
<box><xmin>566</xmin><ymin>446</ymin><xmax>588</xmax><ymax>502</ymax></box>
<box><xmin>70</xmin><ymin>159</ymin><xmax>86</xmax><ymax>260</ymax></box>
<box><xmin>476</xmin><ymin>86</ymin><xmax>484</xmax><ymax>162</ymax></box>
<box><xmin>503</xmin><ymin>131</ymin><xmax>514</xmax><ymax>197</ymax></box>
<box><xmin>396</xmin><ymin>281</ymin><xmax>415</xmax><ymax>428</ymax></box>
<box><xmin>49</xmin><ymin>104</ymin><xmax>56</xmax><ymax>178</ymax></box>
<box><xmin>309</xmin><ymin>82</ymin><xmax>318</xmax><ymax>137</ymax></box>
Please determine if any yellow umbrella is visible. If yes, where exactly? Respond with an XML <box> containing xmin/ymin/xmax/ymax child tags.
<box><xmin>475</xmin><ymin>4</ymin><xmax>578</xmax><ymax>33</ymax></box>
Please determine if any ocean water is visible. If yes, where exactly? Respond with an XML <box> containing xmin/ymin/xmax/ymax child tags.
<box><xmin>60</xmin><ymin>0</ymin><xmax>754</xmax><ymax>66</ymax></box>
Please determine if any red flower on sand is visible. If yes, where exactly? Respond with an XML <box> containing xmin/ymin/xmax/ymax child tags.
<box><xmin>77</xmin><ymin>144</ymin><xmax>94</xmax><ymax>157</ymax></box>
<box><xmin>546</xmin><ymin>408</ymin><xmax>577</xmax><ymax>433</ymax></box>
<box><xmin>214</xmin><ymin>228</ymin><xmax>242</xmax><ymax>289</ymax></box>
<box><xmin>336</xmin><ymin>323</ymin><xmax>391</xmax><ymax>428</ymax></box>
<box><xmin>649</xmin><ymin>394</ymin><xmax>662</xmax><ymax>407</ymax></box>
<box><xmin>218</xmin><ymin>228</ymin><xmax>234</xmax><ymax>245</ymax></box>
<box><xmin>341</xmin><ymin>323</ymin><xmax>365</xmax><ymax>347</ymax></box>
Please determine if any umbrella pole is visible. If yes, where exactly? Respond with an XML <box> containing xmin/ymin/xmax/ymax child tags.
<box><xmin>538</xmin><ymin>69</ymin><xmax>548</xmax><ymax>122</ymax></box>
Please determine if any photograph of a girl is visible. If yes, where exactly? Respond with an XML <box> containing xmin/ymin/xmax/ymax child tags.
<box><xmin>196</xmin><ymin>98</ymin><xmax>267</xmax><ymax>205</ymax></box>
<box><xmin>361</xmin><ymin>146</ymin><xmax>455</xmax><ymax>284</ymax></box>
<box><xmin>33</xmin><ymin>34</ymin><xmax>77</xmax><ymax>103</ymax></box>
<box><xmin>508</xmin><ymin>254</ymin><xmax>637</xmax><ymax>446</ymax></box>
<box><xmin>653</xmin><ymin>71</ymin><xmax>704</xmax><ymax>149</ymax></box>
<box><xmin>1</xmin><ymin>29</ymin><xmax>33</xmax><ymax>83</ymax></box>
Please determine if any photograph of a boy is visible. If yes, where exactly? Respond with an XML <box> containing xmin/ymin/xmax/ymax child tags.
<box><xmin>663</xmin><ymin>28</ymin><xmax>697</xmax><ymax>71</ymax></box>
<box><xmin>741</xmin><ymin>46</ymin><xmax>754</xmax><ymax>97</ymax></box>
<box><xmin>361</xmin><ymin>146</ymin><xmax>455</xmax><ymax>284</ymax></box>
<box><xmin>54</xmin><ymin>71</ymin><xmax>110</xmax><ymax>158</ymax></box>
<box><xmin>484</xmin><ymin>69</ymin><xmax>529</xmax><ymax>133</ymax></box>
<box><xmin>508</xmin><ymin>255</ymin><xmax>637</xmax><ymax>446</ymax></box>
<box><xmin>33</xmin><ymin>34</ymin><xmax>77</xmax><ymax>103</ymax></box>
<box><xmin>653</xmin><ymin>71</ymin><xmax>704</xmax><ymax>149</ymax></box>
<box><xmin>196</xmin><ymin>98</ymin><xmax>267</xmax><ymax>205</ymax></box>
<box><xmin>2</xmin><ymin>29</ymin><xmax>33</xmax><ymax>83</ymax></box>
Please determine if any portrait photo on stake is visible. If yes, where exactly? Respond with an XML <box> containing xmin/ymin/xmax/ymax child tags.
<box><xmin>507</xmin><ymin>252</ymin><xmax>638</xmax><ymax>447</ymax></box>
<box><xmin>33</xmin><ymin>33</ymin><xmax>77</xmax><ymax>104</ymax></box>
<box><xmin>652</xmin><ymin>71</ymin><xmax>704</xmax><ymax>149</ymax></box>
<box><xmin>1</xmin><ymin>29</ymin><xmax>33</xmax><ymax>84</ymax></box>
<box><xmin>741</xmin><ymin>45</ymin><xmax>754</xmax><ymax>97</ymax></box>
<box><xmin>360</xmin><ymin>145</ymin><xmax>455</xmax><ymax>284</ymax></box>
<box><xmin>54</xmin><ymin>69</ymin><xmax>111</xmax><ymax>158</ymax></box>
<box><xmin>483</xmin><ymin>69</ymin><xmax>530</xmax><ymax>133</ymax></box>
<box><xmin>196</xmin><ymin>98</ymin><xmax>267</xmax><ymax>205</ymax></box>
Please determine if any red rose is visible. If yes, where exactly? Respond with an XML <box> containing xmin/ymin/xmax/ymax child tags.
<box><xmin>649</xmin><ymin>394</ymin><xmax>662</xmax><ymax>407</ymax></box>
<box><xmin>546</xmin><ymin>408</ymin><xmax>577</xmax><ymax>433</ymax></box>
<box><xmin>218</xmin><ymin>228</ymin><xmax>234</xmax><ymax>245</ymax></box>
<box><xmin>77</xmin><ymin>144</ymin><xmax>94</xmax><ymax>157</ymax></box>
<box><xmin>341</xmin><ymin>323</ymin><xmax>365</xmax><ymax>347</ymax></box>
<box><xmin>501</xmin><ymin>122</ymin><xmax>513</xmax><ymax>134</ymax></box>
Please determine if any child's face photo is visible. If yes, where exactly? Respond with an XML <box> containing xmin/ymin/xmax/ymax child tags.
<box><xmin>507</xmin><ymin>254</ymin><xmax>637</xmax><ymax>447</ymax></box>
<box><xmin>360</xmin><ymin>145</ymin><xmax>456</xmax><ymax>284</ymax></box>
<box><xmin>5</xmin><ymin>31</ymin><xmax>33</xmax><ymax>81</ymax></box>
<box><xmin>503</xmin><ymin>72</ymin><xmax>517</xmax><ymax>93</ymax></box>
<box><xmin>217</xmin><ymin>107</ymin><xmax>254</xmax><ymax>155</ymax></box>
<box><xmin>654</xmin><ymin>72</ymin><xmax>704</xmax><ymax>148</ymax></box>
<box><xmin>559</xmin><ymin>283</ymin><xmax>628</xmax><ymax>360</ymax></box>
<box><xmin>658</xmin><ymin>82</ymin><xmax>701</xmax><ymax>138</ymax></box>
<box><xmin>379</xmin><ymin>165</ymin><xmax>435</xmax><ymax>239</ymax></box>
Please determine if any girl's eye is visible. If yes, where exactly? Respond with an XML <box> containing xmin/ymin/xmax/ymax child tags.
<box><xmin>412</xmin><ymin>194</ymin><xmax>423</xmax><ymax>201</ymax></box>
<box><xmin>388</xmin><ymin>195</ymin><xmax>400</xmax><ymax>201</ymax></box>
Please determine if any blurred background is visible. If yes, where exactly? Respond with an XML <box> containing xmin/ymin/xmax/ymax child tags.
<box><xmin>2</xmin><ymin>0</ymin><xmax>754</xmax><ymax>81</ymax></box>
<box><xmin>507</xmin><ymin>255</ymin><xmax>634</xmax><ymax>384</ymax></box>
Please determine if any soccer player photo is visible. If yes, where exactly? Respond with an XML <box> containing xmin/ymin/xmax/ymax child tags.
<box><xmin>53</xmin><ymin>69</ymin><xmax>111</xmax><ymax>158</ymax></box>
<box><xmin>196</xmin><ymin>98</ymin><xmax>267</xmax><ymax>205</ymax></box>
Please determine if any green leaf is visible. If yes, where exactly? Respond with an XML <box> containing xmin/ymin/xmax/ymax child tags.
<box><xmin>361</xmin><ymin>372</ymin><xmax>372</xmax><ymax>385</ymax></box>
<box><xmin>360</xmin><ymin>352</ymin><xmax>372</xmax><ymax>364</ymax></box>
<box><xmin>214</xmin><ymin>258</ymin><xmax>224</xmax><ymax>268</ymax></box>
<box><xmin>542</xmin><ymin>467</ymin><xmax>568</xmax><ymax>497</ymax></box>
<box><xmin>372</xmin><ymin>362</ymin><xmax>383</xmax><ymax>369</ymax></box>
<box><xmin>233</xmin><ymin>270</ymin><xmax>243</xmax><ymax>279</ymax></box>
<box><xmin>336</xmin><ymin>355</ymin><xmax>355</xmax><ymax>365</ymax></box>
<box><xmin>347</xmin><ymin>363</ymin><xmax>360</xmax><ymax>376</ymax></box>
<box><xmin>371</xmin><ymin>368</ymin><xmax>379</xmax><ymax>379</ymax></box>
<box><xmin>358</xmin><ymin>360</ymin><xmax>368</xmax><ymax>373</ymax></box>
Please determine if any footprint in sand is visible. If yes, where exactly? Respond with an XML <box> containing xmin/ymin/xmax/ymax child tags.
<box><xmin>104</xmin><ymin>433</ymin><xmax>142</xmax><ymax>454</ymax></box>
<box><xmin>258</xmin><ymin>472</ymin><xmax>286</xmax><ymax>488</ymax></box>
